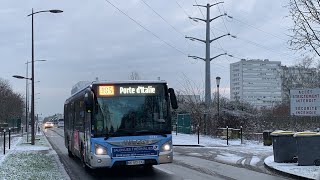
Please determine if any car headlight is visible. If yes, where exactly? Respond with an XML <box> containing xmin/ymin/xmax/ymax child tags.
<box><xmin>95</xmin><ymin>144</ymin><xmax>107</xmax><ymax>155</ymax></box>
<box><xmin>161</xmin><ymin>141</ymin><xmax>172</xmax><ymax>151</ymax></box>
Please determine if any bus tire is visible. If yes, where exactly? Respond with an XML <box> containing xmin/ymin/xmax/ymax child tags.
<box><xmin>67</xmin><ymin>139</ymin><xmax>73</xmax><ymax>157</ymax></box>
<box><xmin>68</xmin><ymin>149</ymin><xmax>73</xmax><ymax>157</ymax></box>
<box><xmin>81</xmin><ymin>146</ymin><xmax>90</xmax><ymax>171</ymax></box>
<box><xmin>144</xmin><ymin>164</ymin><xmax>153</xmax><ymax>170</ymax></box>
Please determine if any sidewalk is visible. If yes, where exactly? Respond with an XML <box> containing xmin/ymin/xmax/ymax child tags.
<box><xmin>0</xmin><ymin>132</ymin><xmax>70</xmax><ymax>180</ymax></box>
<box><xmin>264</xmin><ymin>156</ymin><xmax>320</xmax><ymax>180</ymax></box>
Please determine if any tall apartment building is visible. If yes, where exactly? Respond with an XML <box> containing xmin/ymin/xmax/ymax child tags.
<box><xmin>230</xmin><ymin>59</ymin><xmax>282</xmax><ymax>108</ymax></box>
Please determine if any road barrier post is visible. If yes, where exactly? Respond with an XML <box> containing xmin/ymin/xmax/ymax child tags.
<box><xmin>9</xmin><ymin>128</ymin><xmax>11</xmax><ymax>149</ymax></box>
<box><xmin>176</xmin><ymin>122</ymin><xmax>178</xmax><ymax>135</ymax></box>
<box><xmin>197</xmin><ymin>124</ymin><xmax>200</xmax><ymax>144</ymax></box>
<box><xmin>240</xmin><ymin>126</ymin><xmax>243</xmax><ymax>144</ymax></box>
<box><xmin>3</xmin><ymin>129</ymin><xmax>6</xmax><ymax>154</ymax></box>
<box><xmin>226</xmin><ymin>126</ymin><xmax>229</xmax><ymax>145</ymax></box>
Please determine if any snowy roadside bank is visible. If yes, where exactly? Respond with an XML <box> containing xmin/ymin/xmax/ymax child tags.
<box><xmin>264</xmin><ymin>156</ymin><xmax>320</xmax><ymax>180</ymax></box>
<box><xmin>173</xmin><ymin>132</ymin><xmax>320</xmax><ymax>179</ymax></box>
<box><xmin>0</xmin><ymin>133</ymin><xmax>70</xmax><ymax>180</ymax></box>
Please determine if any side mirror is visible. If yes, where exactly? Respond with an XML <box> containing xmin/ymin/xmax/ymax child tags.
<box><xmin>84</xmin><ymin>88</ymin><xmax>94</xmax><ymax>113</ymax></box>
<box><xmin>168</xmin><ymin>88</ymin><xmax>178</xmax><ymax>109</ymax></box>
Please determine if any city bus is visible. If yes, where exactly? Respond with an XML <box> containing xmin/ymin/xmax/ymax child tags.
<box><xmin>64</xmin><ymin>80</ymin><xmax>178</xmax><ymax>169</ymax></box>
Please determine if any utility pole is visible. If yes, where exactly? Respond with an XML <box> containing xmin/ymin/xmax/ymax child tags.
<box><xmin>186</xmin><ymin>2</ymin><xmax>234</xmax><ymax>107</ymax></box>
<box><xmin>186</xmin><ymin>2</ymin><xmax>234</xmax><ymax>135</ymax></box>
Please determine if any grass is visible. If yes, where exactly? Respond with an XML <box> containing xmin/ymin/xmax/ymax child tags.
<box><xmin>0</xmin><ymin>152</ymin><xmax>64</xmax><ymax>180</ymax></box>
<box><xmin>18</xmin><ymin>134</ymin><xmax>50</xmax><ymax>147</ymax></box>
<box><xmin>0</xmin><ymin>134</ymin><xmax>67</xmax><ymax>180</ymax></box>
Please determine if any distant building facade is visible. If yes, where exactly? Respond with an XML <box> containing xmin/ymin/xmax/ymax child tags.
<box><xmin>230</xmin><ymin>59</ymin><xmax>282</xmax><ymax>108</ymax></box>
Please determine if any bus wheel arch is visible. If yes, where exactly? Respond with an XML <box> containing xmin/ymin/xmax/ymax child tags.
<box><xmin>67</xmin><ymin>136</ymin><xmax>73</xmax><ymax>157</ymax></box>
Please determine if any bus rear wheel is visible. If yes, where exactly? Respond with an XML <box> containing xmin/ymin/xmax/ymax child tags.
<box><xmin>68</xmin><ymin>149</ymin><xmax>73</xmax><ymax>157</ymax></box>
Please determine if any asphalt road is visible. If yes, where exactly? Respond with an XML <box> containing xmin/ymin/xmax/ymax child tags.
<box><xmin>44</xmin><ymin>128</ymin><xmax>290</xmax><ymax>180</ymax></box>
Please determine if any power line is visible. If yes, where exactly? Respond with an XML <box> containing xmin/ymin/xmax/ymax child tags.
<box><xmin>141</xmin><ymin>0</ymin><xmax>184</xmax><ymax>37</ymax></box>
<box><xmin>236</xmin><ymin>8</ymin><xmax>289</xmax><ymax>31</ymax></box>
<box><xmin>105</xmin><ymin>0</ymin><xmax>187</xmax><ymax>56</ymax></box>
<box><xmin>232</xmin><ymin>17</ymin><xmax>287</xmax><ymax>42</ymax></box>
<box><xmin>174</xmin><ymin>0</ymin><xmax>198</xmax><ymax>26</ymax></box>
<box><xmin>193</xmin><ymin>0</ymin><xmax>232</xmax><ymax>63</ymax></box>
<box><xmin>194</xmin><ymin>0</ymin><xmax>205</xmax><ymax>19</ymax></box>
<box><xmin>213</xmin><ymin>0</ymin><xmax>230</xmax><ymax>35</ymax></box>
<box><xmin>236</xmin><ymin>36</ymin><xmax>301</xmax><ymax>60</ymax></box>
<box><xmin>175</xmin><ymin>0</ymin><xmax>229</xmax><ymax>57</ymax></box>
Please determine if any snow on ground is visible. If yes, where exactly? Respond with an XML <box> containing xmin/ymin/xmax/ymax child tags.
<box><xmin>250</xmin><ymin>156</ymin><xmax>260</xmax><ymax>166</ymax></box>
<box><xmin>0</xmin><ymin>133</ymin><xmax>69</xmax><ymax>180</ymax></box>
<box><xmin>215</xmin><ymin>152</ymin><xmax>243</xmax><ymax>164</ymax></box>
<box><xmin>172</xmin><ymin>132</ymin><xmax>273</xmax><ymax>156</ymax></box>
<box><xmin>265</xmin><ymin>156</ymin><xmax>320</xmax><ymax>180</ymax></box>
<box><xmin>172</xmin><ymin>132</ymin><xmax>241</xmax><ymax>146</ymax></box>
<box><xmin>174</xmin><ymin>132</ymin><xmax>320</xmax><ymax>179</ymax></box>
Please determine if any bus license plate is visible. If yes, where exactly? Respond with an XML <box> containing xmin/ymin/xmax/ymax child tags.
<box><xmin>127</xmin><ymin>160</ymin><xmax>145</xmax><ymax>166</ymax></box>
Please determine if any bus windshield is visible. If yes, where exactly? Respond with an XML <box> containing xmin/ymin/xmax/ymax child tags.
<box><xmin>94</xmin><ymin>94</ymin><xmax>170</xmax><ymax>137</ymax></box>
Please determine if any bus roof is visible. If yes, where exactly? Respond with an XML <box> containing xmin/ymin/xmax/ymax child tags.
<box><xmin>92</xmin><ymin>80</ymin><xmax>167</xmax><ymax>85</ymax></box>
<box><xmin>66</xmin><ymin>80</ymin><xmax>168</xmax><ymax>103</ymax></box>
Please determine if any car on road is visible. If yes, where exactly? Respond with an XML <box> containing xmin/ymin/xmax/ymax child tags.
<box><xmin>58</xmin><ymin>119</ymin><xmax>64</xmax><ymax>128</ymax></box>
<box><xmin>44</xmin><ymin>122</ymin><xmax>54</xmax><ymax>129</ymax></box>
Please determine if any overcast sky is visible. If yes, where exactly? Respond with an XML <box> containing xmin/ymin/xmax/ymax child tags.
<box><xmin>0</xmin><ymin>0</ymin><xmax>303</xmax><ymax>117</ymax></box>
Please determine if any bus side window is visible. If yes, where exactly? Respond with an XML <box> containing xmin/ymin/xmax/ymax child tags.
<box><xmin>96</xmin><ymin>120</ymin><xmax>103</xmax><ymax>132</ymax></box>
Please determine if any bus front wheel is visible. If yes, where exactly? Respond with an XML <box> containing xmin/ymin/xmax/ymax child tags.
<box><xmin>143</xmin><ymin>164</ymin><xmax>153</xmax><ymax>170</ymax></box>
<box><xmin>81</xmin><ymin>146</ymin><xmax>90</xmax><ymax>171</ymax></box>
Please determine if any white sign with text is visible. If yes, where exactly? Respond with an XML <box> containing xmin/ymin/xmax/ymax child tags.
<box><xmin>290</xmin><ymin>88</ymin><xmax>320</xmax><ymax>116</ymax></box>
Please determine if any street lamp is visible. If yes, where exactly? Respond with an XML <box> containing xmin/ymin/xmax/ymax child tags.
<box><xmin>12</xmin><ymin>75</ymin><xmax>32</xmax><ymax>80</ymax></box>
<box><xmin>216</xmin><ymin>77</ymin><xmax>221</xmax><ymax>122</ymax></box>
<box><xmin>12</xmin><ymin>77</ymin><xmax>40</xmax><ymax>142</ymax></box>
<box><xmin>12</xmin><ymin>75</ymin><xmax>32</xmax><ymax>141</ymax></box>
<box><xmin>28</xmin><ymin>8</ymin><xmax>63</xmax><ymax>145</ymax></box>
<box><xmin>25</xmin><ymin>60</ymin><xmax>45</xmax><ymax>134</ymax></box>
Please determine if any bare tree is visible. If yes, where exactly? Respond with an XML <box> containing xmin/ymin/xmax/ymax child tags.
<box><xmin>128</xmin><ymin>71</ymin><xmax>141</xmax><ymax>80</ymax></box>
<box><xmin>0</xmin><ymin>78</ymin><xmax>24</xmax><ymax>124</ymax></box>
<box><xmin>281</xmin><ymin>56</ymin><xmax>319</xmax><ymax>103</ymax></box>
<box><xmin>287</xmin><ymin>0</ymin><xmax>320</xmax><ymax>57</ymax></box>
<box><xmin>175</xmin><ymin>74</ymin><xmax>207</xmax><ymax>133</ymax></box>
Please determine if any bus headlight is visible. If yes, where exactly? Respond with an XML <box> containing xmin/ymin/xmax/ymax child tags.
<box><xmin>161</xmin><ymin>141</ymin><xmax>172</xmax><ymax>151</ymax></box>
<box><xmin>95</xmin><ymin>144</ymin><xmax>107</xmax><ymax>155</ymax></box>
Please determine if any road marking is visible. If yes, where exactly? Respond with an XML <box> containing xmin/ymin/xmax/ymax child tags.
<box><xmin>250</xmin><ymin>156</ymin><xmax>260</xmax><ymax>166</ymax></box>
<box><xmin>154</xmin><ymin>166</ymin><xmax>174</xmax><ymax>175</ymax></box>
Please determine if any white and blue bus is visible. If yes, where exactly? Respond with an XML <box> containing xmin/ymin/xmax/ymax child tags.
<box><xmin>64</xmin><ymin>80</ymin><xmax>178</xmax><ymax>169</ymax></box>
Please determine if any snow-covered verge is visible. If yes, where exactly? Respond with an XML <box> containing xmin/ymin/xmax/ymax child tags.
<box><xmin>264</xmin><ymin>156</ymin><xmax>320</xmax><ymax>180</ymax></box>
<box><xmin>0</xmin><ymin>134</ymin><xmax>69</xmax><ymax>180</ymax></box>
<box><xmin>173</xmin><ymin>132</ymin><xmax>320</xmax><ymax>178</ymax></box>
<box><xmin>172</xmin><ymin>132</ymin><xmax>273</xmax><ymax>155</ymax></box>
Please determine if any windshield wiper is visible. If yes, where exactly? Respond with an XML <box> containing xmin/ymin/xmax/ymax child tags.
<box><xmin>104</xmin><ymin>129</ymin><xmax>134</xmax><ymax>140</ymax></box>
<box><xmin>134</xmin><ymin>130</ymin><xmax>167</xmax><ymax>137</ymax></box>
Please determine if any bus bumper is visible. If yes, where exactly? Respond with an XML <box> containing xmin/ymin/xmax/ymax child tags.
<box><xmin>159</xmin><ymin>150</ymin><xmax>173</xmax><ymax>164</ymax></box>
<box><xmin>89</xmin><ymin>153</ymin><xmax>112</xmax><ymax>168</ymax></box>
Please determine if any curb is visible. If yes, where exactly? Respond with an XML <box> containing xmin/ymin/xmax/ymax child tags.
<box><xmin>264</xmin><ymin>156</ymin><xmax>315</xmax><ymax>180</ymax></box>
<box><xmin>173</xmin><ymin>144</ymin><xmax>205</xmax><ymax>147</ymax></box>
<box><xmin>42</xmin><ymin>132</ymin><xmax>71</xmax><ymax>180</ymax></box>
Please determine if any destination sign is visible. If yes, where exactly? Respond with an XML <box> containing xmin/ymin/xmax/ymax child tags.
<box><xmin>99</xmin><ymin>86</ymin><xmax>115</xmax><ymax>96</ymax></box>
<box><xmin>97</xmin><ymin>84</ymin><xmax>162</xmax><ymax>96</ymax></box>
<box><xmin>119</xmin><ymin>86</ymin><xmax>155</xmax><ymax>94</ymax></box>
